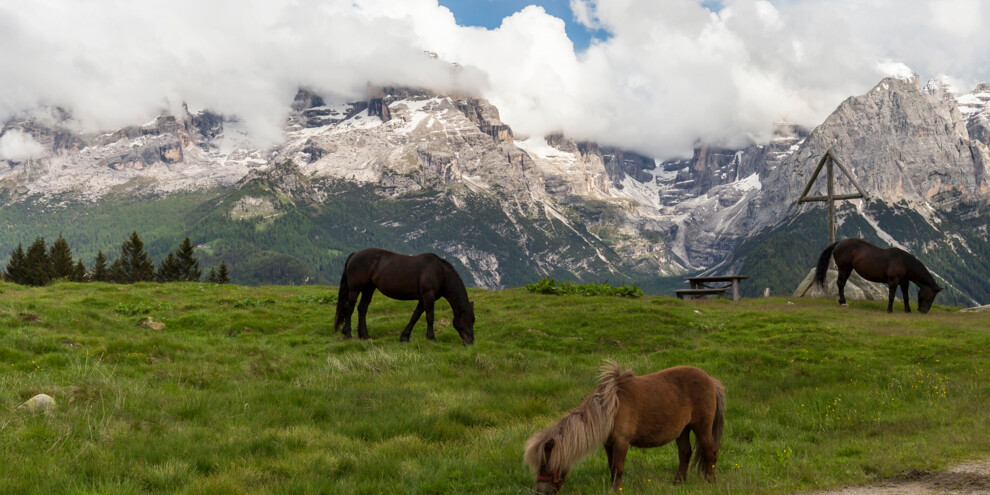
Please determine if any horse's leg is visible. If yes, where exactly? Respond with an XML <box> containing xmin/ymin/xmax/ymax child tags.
<box><xmin>901</xmin><ymin>280</ymin><xmax>911</xmax><ymax>313</ymax></box>
<box><xmin>399</xmin><ymin>302</ymin><xmax>424</xmax><ymax>343</ymax></box>
<box><xmin>604</xmin><ymin>442</ymin><xmax>616</xmax><ymax>483</ymax></box>
<box><xmin>836</xmin><ymin>264</ymin><xmax>851</xmax><ymax>306</ymax></box>
<box><xmin>341</xmin><ymin>287</ymin><xmax>361</xmax><ymax>338</ymax></box>
<box><xmin>695</xmin><ymin>427</ymin><xmax>718</xmax><ymax>482</ymax></box>
<box><xmin>609</xmin><ymin>441</ymin><xmax>629</xmax><ymax>491</ymax></box>
<box><xmin>674</xmin><ymin>428</ymin><xmax>693</xmax><ymax>483</ymax></box>
<box><xmin>356</xmin><ymin>286</ymin><xmax>375</xmax><ymax>340</ymax></box>
<box><xmin>423</xmin><ymin>291</ymin><xmax>436</xmax><ymax>341</ymax></box>
<box><xmin>886</xmin><ymin>282</ymin><xmax>897</xmax><ymax>313</ymax></box>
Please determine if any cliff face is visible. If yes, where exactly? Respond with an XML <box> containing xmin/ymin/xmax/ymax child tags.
<box><xmin>574</xmin><ymin>142</ymin><xmax>655</xmax><ymax>186</ymax></box>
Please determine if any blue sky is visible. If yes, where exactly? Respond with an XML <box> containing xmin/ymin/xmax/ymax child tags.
<box><xmin>436</xmin><ymin>0</ymin><xmax>608</xmax><ymax>50</ymax></box>
<box><xmin>436</xmin><ymin>0</ymin><xmax>725</xmax><ymax>50</ymax></box>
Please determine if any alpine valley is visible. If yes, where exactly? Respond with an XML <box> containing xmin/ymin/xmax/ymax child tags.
<box><xmin>2</xmin><ymin>74</ymin><xmax>988</xmax><ymax>306</ymax></box>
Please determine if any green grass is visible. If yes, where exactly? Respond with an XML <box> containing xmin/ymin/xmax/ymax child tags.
<box><xmin>0</xmin><ymin>282</ymin><xmax>987</xmax><ymax>494</ymax></box>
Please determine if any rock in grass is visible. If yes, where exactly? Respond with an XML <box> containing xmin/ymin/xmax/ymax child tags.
<box><xmin>138</xmin><ymin>317</ymin><xmax>165</xmax><ymax>331</ymax></box>
<box><xmin>17</xmin><ymin>394</ymin><xmax>56</xmax><ymax>414</ymax></box>
<box><xmin>793</xmin><ymin>267</ymin><xmax>889</xmax><ymax>300</ymax></box>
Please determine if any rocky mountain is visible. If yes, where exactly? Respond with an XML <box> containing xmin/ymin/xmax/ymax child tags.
<box><xmin>1</xmin><ymin>74</ymin><xmax>988</xmax><ymax>305</ymax></box>
<box><xmin>699</xmin><ymin>75</ymin><xmax>990</xmax><ymax>305</ymax></box>
<box><xmin>0</xmin><ymin>86</ymin><xmax>681</xmax><ymax>289</ymax></box>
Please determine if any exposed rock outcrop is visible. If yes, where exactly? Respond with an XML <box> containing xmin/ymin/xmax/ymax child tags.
<box><xmin>367</xmin><ymin>98</ymin><xmax>391</xmax><ymax>122</ymax></box>
<box><xmin>453</xmin><ymin>98</ymin><xmax>513</xmax><ymax>142</ymax></box>
<box><xmin>576</xmin><ymin>142</ymin><xmax>655</xmax><ymax>186</ymax></box>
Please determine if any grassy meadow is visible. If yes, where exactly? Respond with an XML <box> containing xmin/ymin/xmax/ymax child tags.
<box><xmin>0</xmin><ymin>281</ymin><xmax>987</xmax><ymax>494</ymax></box>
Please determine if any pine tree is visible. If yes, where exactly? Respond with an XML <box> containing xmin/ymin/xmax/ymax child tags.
<box><xmin>175</xmin><ymin>238</ymin><xmax>201</xmax><ymax>282</ymax></box>
<box><xmin>156</xmin><ymin>253</ymin><xmax>181</xmax><ymax>282</ymax></box>
<box><xmin>48</xmin><ymin>234</ymin><xmax>75</xmax><ymax>281</ymax></box>
<box><xmin>23</xmin><ymin>237</ymin><xmax>51</xmax><ymax>286</ymax></box>
<box><xmin>112</xmin><ymin>231</ymin><xmax>155</xmax><ymax>283</ymax></box>
<box><xmin>215</xmin><ymin>261</ymin><xmax>230</xmax><ymax>284</ymax></box>
<box><xmin>72</xmin><ymin>259</ymin><xmax>87</xmax><ymax>282</ymax></box>
<box><xmin>109</xmin><ymin>257</ymin><xmax>125</xmax><ymax>283</ymax></box>
<box><xmin>92</xmin><ymin>251</ymin><xmax>109</xmax><ymax>282</ymax></box>
<box><xmin>206</xmin><ymin>267</ymin><xmax>217</xmax><ymax>283</ymax></box>
<box><xmin>4</xmin><ymin>244</ymin><xmax>27</xmax><ymax>284</ymax></box>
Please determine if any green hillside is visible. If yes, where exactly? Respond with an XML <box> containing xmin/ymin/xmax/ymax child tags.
<box><xmin>0</xmin><ymin>177</ymin><xmax>633</xmax><ymax>288</ymax></box>
<box><xmin>1</xmin><ymin>282</ymin><xmax>987</xmax><ymax>494</ymax></box>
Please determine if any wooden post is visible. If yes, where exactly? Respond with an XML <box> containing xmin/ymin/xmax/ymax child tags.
<box><xmin>826</xmin><ymin>156</ymin><xmax>835</xmax><ymax>244</ymax></box>
<box><xmin>797</xmin><ymin>148</ymin><xmax>868</xmax><ymax>246</ymax></box>
<box><xmin>826</xmin><ymin>150</ymin><xmax>869</xmax><ymax>199</ymax></box>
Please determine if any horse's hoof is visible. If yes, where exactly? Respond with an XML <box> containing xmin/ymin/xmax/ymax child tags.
<box><xmin>341</xmin><ymin>333</ymin><xmax>352</xmax><ymax>339</ymax></box>
<box><xmin>840</xmin><ymin>303</ymin><xmax>849</xmax><ymax>308</ymax></box>
<box><xmin>399</xmin><ymin>337</ymin><xmax>409</xmax><ymax>344</ymax></box>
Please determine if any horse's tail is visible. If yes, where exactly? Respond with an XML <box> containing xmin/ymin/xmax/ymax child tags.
<box><xmin>333</xmin><ymin>253</ymin><xmax>354</xmax><ymax>332</ymax></box>
<box><xmin>692</xmin><ymin>377</ymin><xmax>726</xmax><ymax>475</ymax></box>
<box><xmin>712</xmin><ymin>380</ymin><xmax>726</xmax><ymax>452</ymax></box>
<box><xmin>814</xmin><ymin>241</ymin><xmax>839</xmax><ymax>289</ymax></box>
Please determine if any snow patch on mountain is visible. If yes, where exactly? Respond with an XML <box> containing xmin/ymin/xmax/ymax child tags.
<box><xmin>613</xmin><ymin>167</ymin><xmax>661</xmax><ymax>210</ymax></box>
<box><xmin>733</xmin><ymin>173</ymin><xmax>762</xmax><ymax>193</ymax></box>
<box><xmin>516</xmin><ymin>136</ymin><xmax>575</xmax><ymax>161</ymax></box>
<box><xmin>956</xmin><ymin>89</ymin><xmax>990</xmax><ymax>116</ymax></box>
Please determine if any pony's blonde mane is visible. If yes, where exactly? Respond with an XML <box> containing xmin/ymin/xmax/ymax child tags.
<box><xmin>524</xmin><ymin>360</ymin><xmax>633</xmax><ymax>473</ymax></box>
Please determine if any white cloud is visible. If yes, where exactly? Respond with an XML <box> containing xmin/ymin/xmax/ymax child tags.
<box><xmin>877</xmin><ymin>61</ymin><xmax>918</xmax><ymax>81</ymax></box>
<box><xmin>0</xmin><ymin>0</ymin><xmax>487</xmax><ymax>146</ymax></box>
<box><xmin>0</xmin><ymin>130</ymin><xmax>46</xmax><ymax>161</ymax></box>
<box><xmin>2</xmin><ymin>0</ymin><xmax>990</xmax><ymax>158</ymax></box>
<box><xmin>930</xmin><ymin>0</ymin><xmax>981</xmax><ymax>37</ymax></box>
<box><xmin>569</xmin><ymin>0</ymin><xmax>599</xmax><ymax>29</ymax></box>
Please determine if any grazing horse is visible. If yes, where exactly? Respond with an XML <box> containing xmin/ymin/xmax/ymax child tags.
<box><xmin>814</xmin><ymin>238</ymin><xmax>942</xmax><ymax>314</ymax></box>
<box><xmin>334</xmin><ymin>248</ymin><xmax>475</xmax><ymax>344</ymax></box>
<box><xmin>524</xmin><ymin>362</ymin><xmax>726</xmax><ymax>493</ymax></box>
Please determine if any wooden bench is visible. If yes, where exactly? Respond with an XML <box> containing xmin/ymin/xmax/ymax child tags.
<box><xmin>679</xmin><ymin>275</ymin><xmax>749</xmax><ymax>301</ymax></box>
<box><xmin>674</xmin><ymin>288</ymin><xmax>729</xmax><ymax>299</ymax></box>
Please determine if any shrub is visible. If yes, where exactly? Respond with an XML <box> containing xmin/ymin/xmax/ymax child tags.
<box><xmin>524</xmin><ymin>277</ymin><xmax>644</xmax><ymax>298</ymax></box>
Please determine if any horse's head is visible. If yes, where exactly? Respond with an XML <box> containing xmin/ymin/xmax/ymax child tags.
<box><xmin>532</xmin><ymin>438</ymin><xmax>568</xmax><ymax>494</ymax></box>
<box><xmin>453</xmin><ymin>301</ymin><xmax>475</xmax><ymax>345</ymax></box>
<box><xmin>918</xmin><ymin>285</ymin><xmax>942</xmax><ymax>314</ymax></box>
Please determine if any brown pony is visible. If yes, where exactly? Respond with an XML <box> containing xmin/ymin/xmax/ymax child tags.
<box><xmin>814</xmin><ymin>238</ymin><xmax>942</xmax><ymax>313</ymax></box>
<box><xmin>524</xmin><ymin>362</ymin><xmax>726</xmax><ymax>493</ymax></box>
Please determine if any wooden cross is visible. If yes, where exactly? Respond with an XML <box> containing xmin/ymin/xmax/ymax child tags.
<box><xmin>797</xmin><ymin>149</ymin><xmax>869</xmax><ymax>244</ymax></box>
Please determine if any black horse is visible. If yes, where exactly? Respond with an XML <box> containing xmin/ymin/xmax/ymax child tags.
<box><xmin>814</xmin><ymin>238</ymin><xmax>942</xmax><ymax>313</ymax></box>
<box><xmin>334</xmin><ymin>248</ymin><xmax>475</xmax><ymax>344</ymax></box>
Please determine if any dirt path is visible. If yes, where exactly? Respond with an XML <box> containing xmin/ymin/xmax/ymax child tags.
<box><xmin>809</xmin><ymin>460</ymin><xmax>990</xmax><ymax>495</ymax></box>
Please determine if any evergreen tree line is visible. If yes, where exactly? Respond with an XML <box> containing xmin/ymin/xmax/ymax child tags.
<box><xmin>3</xmin><ymin>231</ymin><xmax>229</xmax><ymax>286</ymax></box>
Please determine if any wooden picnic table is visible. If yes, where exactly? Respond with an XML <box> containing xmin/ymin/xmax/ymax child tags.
<box><xmin>681</xmin><ymin>275</ymin><xmax>750</xmax><ymax>301</ymax></box>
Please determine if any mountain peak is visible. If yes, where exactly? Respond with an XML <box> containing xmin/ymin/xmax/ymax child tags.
<box><xmin>924</xmin><ymin>74</ymin><xmax>961</xmax><ymax>101</ymax></box>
